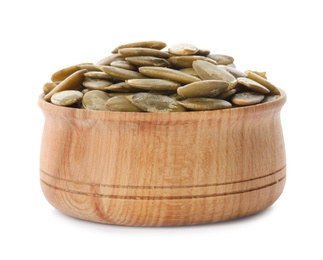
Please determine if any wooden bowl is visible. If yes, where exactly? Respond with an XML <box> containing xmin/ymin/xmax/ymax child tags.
<box><xmin>39</xmin><ymin>90</ymin><xmax>286</xmax><ymax>226</ymax></box>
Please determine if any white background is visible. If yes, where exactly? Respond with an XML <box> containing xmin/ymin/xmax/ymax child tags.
<box><xmin>1</xmin><ymin>0</ymin><xmax>322</xmax><ymax>259</ymax></box>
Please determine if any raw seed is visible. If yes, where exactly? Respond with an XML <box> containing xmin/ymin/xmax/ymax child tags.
<box><xmin>168</xmin><ymin>43</ymin><xmax>198</xmax><ymax>56</ymax></box>
<box><xmin>43</xmin><ymin>41</ymin><xmax>282</xmax><ymax>112</ymax></box>
<box><xmin>43</xmin><ymin>82</ymin><xmax>58</xmax><ymax>94</ymax></box>
<box><xmin>51</xmin><ymin>90</ymin><xmax>83</xmax><ymax>106</ymax></box>
<box><xmin>126</xmin><ymin>78</ymin><xmax>181</xmax><ymax>91</ymax></box>
<box><xmin>44</xmin><ymin>69</ymin><xmax>86</xmax><ymax>101</ymax></box>
<box><xmin>110</xmin><ymin>60</ymin><xmax>137</xmax><ymax>71</ymax></box>
<box><xmin>168</xmin><ymin>55</ymin><xmax>217</xmax><ymax>69</ymax></box>
<box><xmin>105</xmin><ymin>96</ymin><xmax>143</xmax><ymax>112</ymax></box>
<box><xmin>82</xmin><ymin>90</ymin><xmax>110</xmax><ymax>111</ymax></box>
<box><xmin>82</xmin><ymin>78</ymin><xmax>113</xmax><ymax>90</ymax></box>
<box><xmin>105</xmin><ymin>82</ymin><xmax>139</xmax><ymax>92</ymax></box>
<box><xmin>128</xmin><ymin>93</ymin><xmax>186</xmax><ymax>112</ymax></box>
<box><xmin>208</xmin><ymin>54</ymin><xmax>234</xmax><ymax>65</ymax></box>
<box><xmin>231</xmin><ymin>92</ymin><xmax>265</xmax><ymax>106</ymax></box>
<box><xmin>96</xmin><ymin>54</ymin><xmax>124</xmax><ymax>66</ymax></box>
<box><xmin>179</xmin><ymin>67</ymin><xmax>198</xmax><ymax>76</ymax></box>
<box><xmin>139</xmin><ymin>66</ymin><xmax>200</xmax><ymax>84</ymax></box>
<box><xmin>245</xmin><ymin>70</ymin><xmax>280</xmax><ymax>95</ymax></box>
<box><xmin>118</xmin><ymin>48</ymin><xmax>171</xmax><ymax>59</ymax></box>
<box><xmin>51</xmin><ymin>65</ymin><xmax>81</xmax><ymax>82</ymax></box>
<box><xmin>179</xmin><ymin>98</ymin><xmax>232</xmax><ymax>111</ymax></box>
<box><xmin>237</xmin><ymin>77</ymin><xmax>270</xmax><ymax>94</ymax></box>
<box><xmin>192</xmin><ymin>60</ymin><xmax>237</xmax><ymax>88</ymax></box>
<box><xmin>177</xmin><ymin>80</ymin><xmax>228</xmax><ymax>98</ymax></box>
<box><xmin>84</xmin><ymin>71</ymin><xmax>113</xmax><ymax>80</ymax></box>
<box><xmin>218</xmin><ymin>65</ymin><xmax>246</xmax><ymax>78</ymax></box>
<box><xmin>99</xmin><ymin>65</ymin><xmax>146</xmax><ymax>80</ymax></box>
<box><xmin>126</xmin><ymin>56</ymin><xmax>171</xmax><ymax>67</ymax></box>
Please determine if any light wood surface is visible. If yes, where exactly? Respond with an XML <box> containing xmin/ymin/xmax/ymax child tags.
<box><xmin>39</xmin><ymin>91</ymin><xmax>286</xmax><ymax>226</ymax></box>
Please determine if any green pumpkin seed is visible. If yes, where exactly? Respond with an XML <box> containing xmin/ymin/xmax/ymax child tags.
<box><xmin>51</xmin><ymin>65</ymin><xmax>81</xmax><ymax>82</ymax></box>
<box><xmin>139</xmin><ymin>66</ymin><xmax>200</xmax><ymax>84</ymax></box>
<box><xmin>105</xmin><ymin>82</ymin><xmax>140</xmax><ymax>92</ymax></box>
<box><xmin>231</xmin><ymin>92</ymin><xmax>265</xmax><ymax>106</ymax></box>
<box><xmin>110</xmin><ymin>60</ymin><xmax>137</xmax><ymax>71</ymax></box>
<box><xmin>84</xmin><ymin>71</ymin><xmax>113</xmax><ymax>80</ymax></box>
<box><xmin>82</xmin><ymin>90</ymin><xmax>110</xmax><ymax>111</ymax></box>
<box><xmin>195</xmin><ymin>49</ymin><xmax>210</xmax><ymax>56</ymax></box>
<box><xmin>177</xmin><ymin>80</ymin><xmax>228</xmax><ymax>98</ymax></box>
<box><xmin>44</xmin><ymin>69</ymin><xmax>86</xmax><ymax>101</ymax></box>
<box><xmin>192</xmin><ymin>60</ymin><xmax>237</xmax><ymax>88</ymax></box>
<box><xmin>82</xmin><ymin>78</ymin><xmax>113</xmax><ymax>90</ymax></box>
<box><xmin>105</xmin><ymin>96</ymin><xmax>143</xmax><ymax>112</ymax></box>
<box><xmin>179</xmin><ymin>98</ymin><xmax>232</xmax><ymax>111</ymax></box>
<box><xmin>168</xmin><ymin>43</ymin><xmax>198</xmax><ymax>56</ymax></box>
<box><xmin>126</xmin><ymin>78</ymin><xmax>180</xmax><ymax>91</ymax></box>
<box><xmin>218</xmin><ymin>65</ymin><xmax>246</xmax><ymax>78</ymax></box>
<box><xmin>237</xmin><ymin>77</ymin><xmax>270</xmax><ymax>94</ymax></box>
<box><xmin>217</xmin><ymin>89</ymin><xmax>237</xmax><ymax>99</ymax></box>
<box><xmin>208</xmin><ymin>54</ymin><xmax>234</xmax><ymax>65</ymax></box>
<box><xmin>99</xmin><ymin>65</ymin><xmax>146</xmax><ymax>80</ymax></box>
<box><xmin>96</xmin><ymin>54</ymin><xmax>124</xmax><ymax>66</ymax></box>
<box><xmin>111</xmin><ymin>40</ymin><xmax>167</xmax><ymax>53</ymax></box>
<box><xmin>126</xmin><ymin>56</ymin><xmax>170</xmax><ymax>67</ymax></box>
<box><xmin>179</xmin><ymin>67</ymin><xmax>198</xmax><ymax>76</ymax></box>
<box><xmin>128</xmin><ymin>93</ymin><xmax>186</xmax><ymax>112</ymax></box>
<box><xmin>251</xmin><ymin>71</ymin><xmax>267</xmax><ymax>79</ymax></box>
<box><xmin>245</xmin><ymin>70</ymin><xmax>280</xmax><ymax>95</ymax></box>
<box><xmin>118</xmin><ymin>48</ymin><xmax>171</xmax><ymax>59</ymax></box>
<box><xmin>77</xmin><ymin>63</ymin><xmax>101</xmax><ymax>71</ymax></box>
<box><xmin>168</xmin><ymin>55</ymin><xmax>217</xmax><ymax>69</ymax></box>
<box><xmin>51</xmin><ymin>90</ymin><xmax>83</xmax><ymax>106</ymax></box>
<box><xmin>43</xmin><ymin>82</ymin><xmax>58</xmax><ymax>94</ymax></box>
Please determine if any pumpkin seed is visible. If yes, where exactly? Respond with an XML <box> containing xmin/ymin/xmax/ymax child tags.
<box><xmin>84</xmin><ymin>71</ymin><xmax>113</xmax><ymax>80</ymax></box>
<box><xmin>139</xmin><ymin>66</ymin><xmax>200</xmax><ymax>84</ymax></box>
<box><xmin>43</xmin><ymin>82</ymin><xmax>58</xmax><ymax>94</ymax></box>
<box><xmin>82</xmin><ymin>90</ymin><xmax>110</xmax><ymax>111</ymax></box>
<box><xmin>126</xmin><ymin>78</ymin><xmax>180</xmax><ymax>91</ymax></box>
<box><xmin>217</xmin><ymin>88</ymin><xmax>237</xmax><ymax>99</ymax></box>
<box><xmin>192</xmin><ymin>60</ymin><xmax>237</xmax><ymax>88</ymax></box>
<box><xmin>43</xmin><ymin>41</ymin><xmax>282</xmax><ymax>112</ymax></box>
<box><xmin>51</xmin><ymin>90</ymin><xmax>83</xmax><ymax>106</ymax></box>
<box><xmin>96</xmin><ymin>54</ymin><xmax>124</xmax><ymax>66</ymax></box>
<box><xmin>177</xmin><ymin>80</ymin><xmax>228</xmax><ymax>98</ymax></box>
<box><xmin>128</xmin><ymin>93</ymin><xmax>186</xmax><ymax>112</ymax></box>
<box><xmin>118</xmin><ymin>48</ymin><xmax>171</xmax><ymax>59</ymax></box>
<box><xmin>51</xmin><ymin>65</ymin><xmax>81</xmax><ymax>82</ymax></box>
<box><xmin>231</xmin><ymin>92</ymin><xmax>265</xmax><ymax>106</ymax></box>
<box><xmin>105</xmin><ymin>96</ymin><xmax>143</xmax><ymax>112</ymax></box>
<box><xmin>111</xmin><ymin>40</ymin><xmax>167</xmax><ymax>54</ymax></box>
<box><xmin>82</xmin><ymin>78</ymin><xmax>113</xmax><ymax>90</ymax></box>
<box><xmin>179</xmin><ymin>98</ymin><xmax>232</xmax><ymax>111</ymax></box>
<box><xmin>105</xmin><ymin>82</ymin><xmax>139</xmax><ymax>92</ymax></box>
<box><xmin>168</xmin><ymin>43</ymin><xmax>198</xmax><ymax>56</ymax></box>
<box><xmin>237</xmin><ymin>77</ymin><xmax>270</xmax><ymax>94</ymax></box>
<box><xmin>218</xmin><ymin>65</ymin><xmax>246</xmax><ymax>78</ymax></box>
<box><xmin>168</xmin><ymin>55</ymin><xmax>217</xmax><ymax>69</ymax></box>
<box><xmin>179</xmin><ymin>67</ymin><xmax>198</xmax><ymax>76</ymax></box>
<box><xmin>126</xmin><ymin>56</ymin><xmax>171</xmax><ymax>67</ymax></box>
<box><xmin>44</xmin><ymin>69</ymin><xmax>86</xmax><ymax>101</ymax></box>
<box><xmin>99</xmin><ymin>65</ymin><xmax>146</xmax><ymax>80</ymax></box>
<box><xmin>208</xmin><ymin>54</ymin><xmax>234</xmax><ymax>65</ymax></box>
<box><xmin>110</xmin><ymin>60</ymin><xmax>137</xmax><ymax>71</ymax></box>
<box><xmin>245</xmin><ymin>70</ymin><xmax>280</xmax><ymax>95</ymax></box>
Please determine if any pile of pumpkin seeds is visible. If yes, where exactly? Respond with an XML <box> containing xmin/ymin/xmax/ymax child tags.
<box><xmin>43</xmin><ymin>41</ymin><xmax>280</xmax><ymax>112</ymax></box>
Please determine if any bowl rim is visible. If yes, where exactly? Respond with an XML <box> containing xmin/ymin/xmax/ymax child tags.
<box><xmin>38</xmin><ymin>89</ymin><xmax>286</xmax><ymax>121</ymax></box>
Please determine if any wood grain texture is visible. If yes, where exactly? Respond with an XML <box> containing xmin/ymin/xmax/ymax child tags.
<box><xmin>39</xmin><ymin>90</ymin><xmax>286</xmax><ymax>226</ymax></box>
